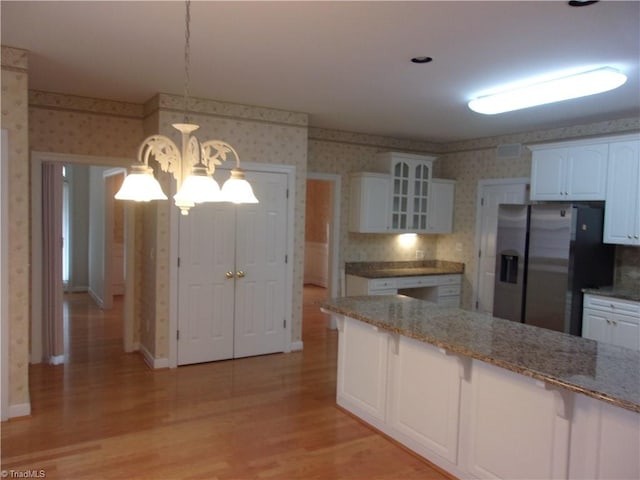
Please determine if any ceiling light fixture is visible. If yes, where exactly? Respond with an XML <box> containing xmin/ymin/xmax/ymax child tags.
<box><xmin>468</xmin><ymin>66</ymin><xmax>627</xmax><ymax>115</ymax></box>
<box><xmin>115</xmin><ymin>0</ymin><xmax>258</xmax><ymax>215</ymax></box>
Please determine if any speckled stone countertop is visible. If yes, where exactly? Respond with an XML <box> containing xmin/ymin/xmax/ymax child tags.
<box><xmin>583</xmin><ymin>286</ymin><xmax>640</xmax><ymax>303</ymax></box>
<box><xmin>345</xmin><ymin>260</ymin><xmax>464</xmax><ymax>278</ymax></box>
<box><xmin>320</xmin><ymin>295</ymin><xmax>640</xmax><ymax>413</ymax></box>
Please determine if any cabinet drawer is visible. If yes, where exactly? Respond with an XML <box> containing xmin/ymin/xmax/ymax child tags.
<box><xmin>584</xmin><ymin>294</ymin><xmax>640</xmax><ymax>316</ymax></box>
<box><xmin>396</xmin><ymin>276</ymin><xmax>439</xmax><ymax>288</ymax></box>
<box><xmin>438</xmin><ymin>296</ymin><xmax>461</xmax><ymax>307</ymax></box>
<box><xmin>438</xmin><ymin>285</ymin><xmax>461</xmax><ymax>297</ymax></box>
<box><xmin>438</xmin><ymin>274</ymin><xmax>462</xmax><ymax>286</ymax></box>
<box><xmin>369</xmin><ymin>278</ymin><xmax>397</xmax><ymax>290</ymax></box>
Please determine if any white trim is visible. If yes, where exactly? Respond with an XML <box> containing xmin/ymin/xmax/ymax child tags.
<box><xmin>168</xmin><ymin>162</ymin><xmax>297</xmax><ymax>367</ymax></box>
<box><xmin>8</xmin><ymin>402</ymin><xmax>31</xmax><ymax>419</ymax></box>
<box><xmin>1</xmin><ymin>129</ymin><xmax>9</xmax><ymax>421</ymax></box>
<box><xmin>48</xmin><ymin>355</ymin><xmax>65</xmax><ymax>365</ymax></box>
<box><xmin>307</xmin><ymin>172</ymin><xmax>342</xmax><ymax>300</ymax></box>
<box><xmin>140</xmin><ymin>343</ymin><xmax>169</xmax><ymax>369</ymax></box>
<box><xmin>472</xmin><ymin>177</ymin><xmax>529</xmax><ymax>312</ymax></box>
<box><xmin>87</xmin><ymin>287</ymin><xmax>105</xmax><ymax>309</ymax></box>
<box><xmin>290</xmin><ymin>341</ymin><xmax>304</xmax><ymax>352</ymax></box>
<box><xmin>31</xmin><ymin>152</ymin><xmax>134</xmax><ymax>365</ymax></box>
<box><xmin>102</xmin><ymin>168</ymin><xmax>127</xmax><ymax>312</ymax></box>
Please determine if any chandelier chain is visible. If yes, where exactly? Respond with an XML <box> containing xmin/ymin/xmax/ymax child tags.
<box><xmin>183</xmin><ymin>0</ymin><xmax>191</xmax><ymax>123</ymax></box>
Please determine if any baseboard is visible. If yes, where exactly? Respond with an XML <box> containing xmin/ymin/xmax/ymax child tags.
<box><xmin>48</xmin><ymin>355</ymin><xmax>65</xmax><ymax>365</ymax></box>
<box><xmin>8</xmin><ymin>402</ymin><xmax>31</xmax><ymax>419</ymax></box>
<box><xmin>87</xmin><ymin>288</ymin><xmax>104</xmax><ymax>309</ymax></box>
<box><xmin>290</xmin><ymin>341</ymin><xmax>304</xmax><ymax>351</ymax></box>
<box><xmin>140</xmin><ymin>344</ymin><xmax>169</xmax><ymax>369</ymax></box>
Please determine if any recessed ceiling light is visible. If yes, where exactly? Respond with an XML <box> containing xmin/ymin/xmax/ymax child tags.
<box><xmin>468</xmin><ymin>67</ymin><xmax>627</xmax><ymax>115</ymax></box>
<box><xmin>411</xmin><ymin>56</ymin><xmax>433</xmax><ymax>64</ymax></box>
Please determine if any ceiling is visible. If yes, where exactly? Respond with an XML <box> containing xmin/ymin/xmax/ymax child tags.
<box><xmin>2</xmin><ymin>1</ymin><xmax>639</xmax><ymax>143</ymax></box>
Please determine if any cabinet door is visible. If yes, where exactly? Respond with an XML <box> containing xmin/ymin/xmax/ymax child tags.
<box><xmin>609</xmin><ymin>313</ymin><xmax>640</xmax><ymax>351</ymax></box>
<box><xmin>428</xmin><ymin>180</ymin><xmax>454</xmax><ymax>233</ymax></box>
<box><xmin>604</xmin><ymin>141</ymin><xmax>640</xmax><ymax>245</ymax></box>
<box><xmin>348</xmin><ymin>173</ymin><xmax>390</xmax><ymax>233</ymax></box>
<box><xmin>411</xmin><ymin>162</ymin><xmax>430</xmax><ymax>231</ymax></box>
<box><xmin>391</xmin><ymin>161</ymin><xmax>410</xmax><ymax>230</ymax></box>
<box><xmin>337</xmin><ymin>317</ymin><xmax>389</xmax><ymax>423</ymax></box>
<box><xmin>531</xmin><ymin>148</ymin><xmax>568</xmax><ymax>200</ymax></box>
<box><xmin>388</xmin><ymin>337</ymin><xmax>461</xmax><ymax>463</ymax></box>
<box><xmin>582</xmin><ymin>309</ymin><xmax>610</xmax><ymax>343</ymax></box>
<box><xmin>566</xmin><ymin>144</ymin><xmax>608</xmax><ymax>199</ymax></box>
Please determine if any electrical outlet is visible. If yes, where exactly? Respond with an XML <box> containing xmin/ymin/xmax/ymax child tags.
<box><xmin>415</xmin><ymin>249</ymin><xmax>424</xmax><ymax>260</ymax></box>
<box><xmin>455</xmin><ymin>243</ymin><xmax>463</xmax><ymax>252</ymax></box>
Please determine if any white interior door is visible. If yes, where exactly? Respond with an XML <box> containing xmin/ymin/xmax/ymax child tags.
<box><xmin>234</xmin><ymin>171</ymin><xmax>288</xmax><ymax>358</ymax></box>
<box><xmin>178</xmin><ymin>202</ymin><xmax>236</xmax><ymax>365</ymax></box>
<box><xmin>177</xmin><ymin>170</ymin><xmax>288</xmax><ymax>364</ymax></box>
<box><xmin>475</xmin><ymin>180</ymin><xmax>528</xmax><ymax>314</ymax></box>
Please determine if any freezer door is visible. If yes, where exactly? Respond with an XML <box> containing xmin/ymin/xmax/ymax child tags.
<box><xmin>493</xmin><ymin>205</ymin><xmax>528</xmax><ymax>322</ymax></box>
<box><xmin>524</xmin><ymin>205</ymin><xmax>572</xmax><ymax>333</ymax></box>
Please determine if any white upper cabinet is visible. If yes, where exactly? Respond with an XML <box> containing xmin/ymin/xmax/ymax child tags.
<box><xmin>377</xmin><ymin>152</ymin><xmax>438</xmax><ymax>233</ymax></box>
<box><xmin>604</xmin><ymin>139</ymin><xmax>640</xmax><ymax>245</ymax></box>
<box><xmin>348</xmin><ymin>172</ymin><xmax>390</xmax><ymax>233</ymax></box>
<box><xmin>428</xmin><ymin>179</ymin><xmax>455</xmax><ymax>234</ymax></box>
<box><xmin>529</xmin><ymin>141</ymin><xmax>608</xmax><ymax>201</ymax></box>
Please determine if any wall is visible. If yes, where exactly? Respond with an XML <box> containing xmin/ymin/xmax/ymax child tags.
<box><xmin>68</xmin><ymin>165</ymin><xmax>90</xmax><ymax>290</ymax></box>
<box><xmin>88</xmin><ymin>166</ymin><xmax>108</xmax><ymax>306</ymax></box>
<box><xmin>146</xmin><ymin>93</ymin><xmax>309</xmax><ymax>357</ymax></box>
<box><xmin>305</xmin><ymin>179</ymin><xmax>331</xmax><ymax>243</ymax></box>
<box><xmin>307</xmin><ymin>128</ymin><xmax>446</xmax><ymax>276</ymax></box>
<box><xmin>1</xmin><ymin>46</ymin><xmax>30</xmax><ymax>414</ymax></box>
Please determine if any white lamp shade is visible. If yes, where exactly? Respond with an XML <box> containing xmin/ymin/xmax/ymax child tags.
<box><xmin>174</xmin><ymin>173</ymin><xmax>222</xmax><ymax>204</ymax></box>
<box><xmin>220</xmin><ymin>169</ymin><xmax>259</xmax><ymax>204</ymax></box>
<box><xmin>115</xmin><ymin>165</ymin><xmax>168</xmax><ymax>201</ymax></box>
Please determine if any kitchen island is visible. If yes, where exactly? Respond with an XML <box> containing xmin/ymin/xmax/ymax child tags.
<box><xmin>320</xmin><ymin>295</ymin><xmax>639</xmax><ymax>480</ymax></box>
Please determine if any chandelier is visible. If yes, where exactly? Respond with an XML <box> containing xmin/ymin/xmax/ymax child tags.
<box><xmin>115</xmin><ymin>0</ymin><xmax>258</xmax><ymax>215</ymax></box>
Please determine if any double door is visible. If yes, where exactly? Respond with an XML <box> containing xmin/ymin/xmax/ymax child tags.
<box><xmin>177</xmin><ymin>171</ymin><xmax>288</xmax><ymax>365</ymax></box>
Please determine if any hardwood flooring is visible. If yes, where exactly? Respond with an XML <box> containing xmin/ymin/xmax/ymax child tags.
<box><xmin>1</xmin><ymin>287</ymin><xmax>450</xmax><ymax>479</ymax></box>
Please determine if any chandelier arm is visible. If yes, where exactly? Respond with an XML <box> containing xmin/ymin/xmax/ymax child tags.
<box><xmin>137</xmin><ymin>134</ymin><xmax>182</xmax><ymax>178</ymax></box>
<box><xmin>200</xmin><ymin>140</ymin><xmax>242</xmax><ymax>174</ymax></box>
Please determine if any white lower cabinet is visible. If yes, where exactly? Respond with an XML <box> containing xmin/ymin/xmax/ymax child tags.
<box><xmin>463</xmin><ymin>361</ymin><xmax>570</xmax><ymax>479</ymax></box>
<box><xmin>336</xmin><ymin>316</ymin><xmax>389</xmax><ymax>427</ymax></box>
<box><xmin>335</xmin><ymin>315</ymin><xmax>640</xmax><ymax>480</ymax></box>
<box><xmin>582</xmin><ymin>294</ymin><xmax>640</xmax><ymax>350</ymax></box>
<box><xmin>388</xmin><ymin>336</ymin><xmax>462</xmax><ymax>464</ymax></box>
<box><xmin>569</xmin><ymin>393</ymin><xmax>640</xmax><ymax>479</ymax></box>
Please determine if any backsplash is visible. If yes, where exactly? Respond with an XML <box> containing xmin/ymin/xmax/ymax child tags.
<box><xmin>616</xmin><ymin>246</ymin><xmax>640</xmax><ymax>292</ymax></box>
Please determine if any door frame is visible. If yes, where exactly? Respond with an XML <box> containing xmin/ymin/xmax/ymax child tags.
<box><xmin>1</xmin><ymin>130</ymin><xmax>9</xmax><ymax>420</ymax></box>
<box><xmin>472</xmin><ymin>177</ymin><xmax>529</xmax><ymax>313</ymax></box>
<box><xmin>168</xmin><ymin>162</ymin><xmax>297</xmax><ymax>368</ymax></box>
<box><xmin>30</xmin><ymin>152</ymin><xmax>134</xmax><ymax>363</ymax></box>
<box><xmin>102</xmin><ymin>168</ymin><xmax>126</xmax><ymax>311</ymax></box>
<box><xmin>306</xmin><ymin>172</ymin><xmax>342</xmax><ymax>299</ymax></box>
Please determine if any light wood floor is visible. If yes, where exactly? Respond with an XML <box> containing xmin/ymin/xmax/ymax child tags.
<box><xmin>1</xmin><ymin>287</ymin><xmax>450</xmax><ymax>479</ymax></box>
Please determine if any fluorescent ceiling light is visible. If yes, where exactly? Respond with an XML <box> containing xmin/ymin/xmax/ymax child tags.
<box><xmin>468</xmin><ymin>67</ymin><xmax>627</xmax><ymax>115</ymax></box>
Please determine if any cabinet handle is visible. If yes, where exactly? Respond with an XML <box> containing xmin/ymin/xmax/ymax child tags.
<box><xmin>225</xmin><ymin>271</ymin><xmax>234</xmax><ymax>279</ymax></box>
<box><xmin>612</xmin><ymin>320</ymin><xmax>618</xmax><ymax>326</ymax></box>
<box><xmin>236</xmin><ymin>271</ymin><xmax>246</xmax><ymax>278</ymax></box>
<box><xmin>606</xmin><ymin>319</ymin><xmax>611</xmax><ymax>325</ymax></box>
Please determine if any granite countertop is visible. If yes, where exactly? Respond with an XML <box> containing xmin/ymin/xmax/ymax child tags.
<box><xmin>582</xmin><ymin>286</ymin><xmax>640</xmax><ymax>303</ymax></box>
<box><xmin>345</xmin><ymin>260</ymin><xmax>465</xmax><ymax>279</ymax></box>
<box><xmin>320</xmin><ymin>295</ymin><xmax>640</xmax><ymax>413</ymax></box>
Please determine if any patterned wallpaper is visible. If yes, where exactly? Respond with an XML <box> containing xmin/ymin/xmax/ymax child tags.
<box><xmin>307</xmin><ymin>130</ymin><xmax>444</xmax><ymax>276</ymax></box>
<box><xmin>149</xmin><ymin>94</ymin><xmax>309</xmax><ymax>352</ymax></box>
<box><xmin>1</xmin><ymin>46</ymin><xmax>30</xmax><ymax>409</ymax></box>
<box><xmin>2</xmin><ymin>41</ymin><xmax>639</xmax><ymax>414</ymax></box>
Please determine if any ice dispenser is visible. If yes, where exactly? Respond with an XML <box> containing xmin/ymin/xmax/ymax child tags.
<box><xmin>500</xmin><ymin>251</ymin><xmax>519</xmax><ymax>284</ymax></box>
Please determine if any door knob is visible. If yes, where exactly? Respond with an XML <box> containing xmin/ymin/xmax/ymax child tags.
<box><xmin>236</xmin><ymin>271</ymin><xmax>245</xmax><ymax>278</ymax></box>
<box><xmin>225</xmin><ymin>271</ymin><xmax>234</xmax><ymax>279</ymax></box>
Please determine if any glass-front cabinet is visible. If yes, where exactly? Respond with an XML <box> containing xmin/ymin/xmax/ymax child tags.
<box><xmin>380</xmin><ymin>152</ymin><xmax>435</xmax><ymax>232</ymax></box>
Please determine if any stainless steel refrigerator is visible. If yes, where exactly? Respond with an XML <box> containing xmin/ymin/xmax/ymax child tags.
<box><xmin>493</xmin><ymin>204</ymin><xmax>614</xmax><ymax>336</ymax></box>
